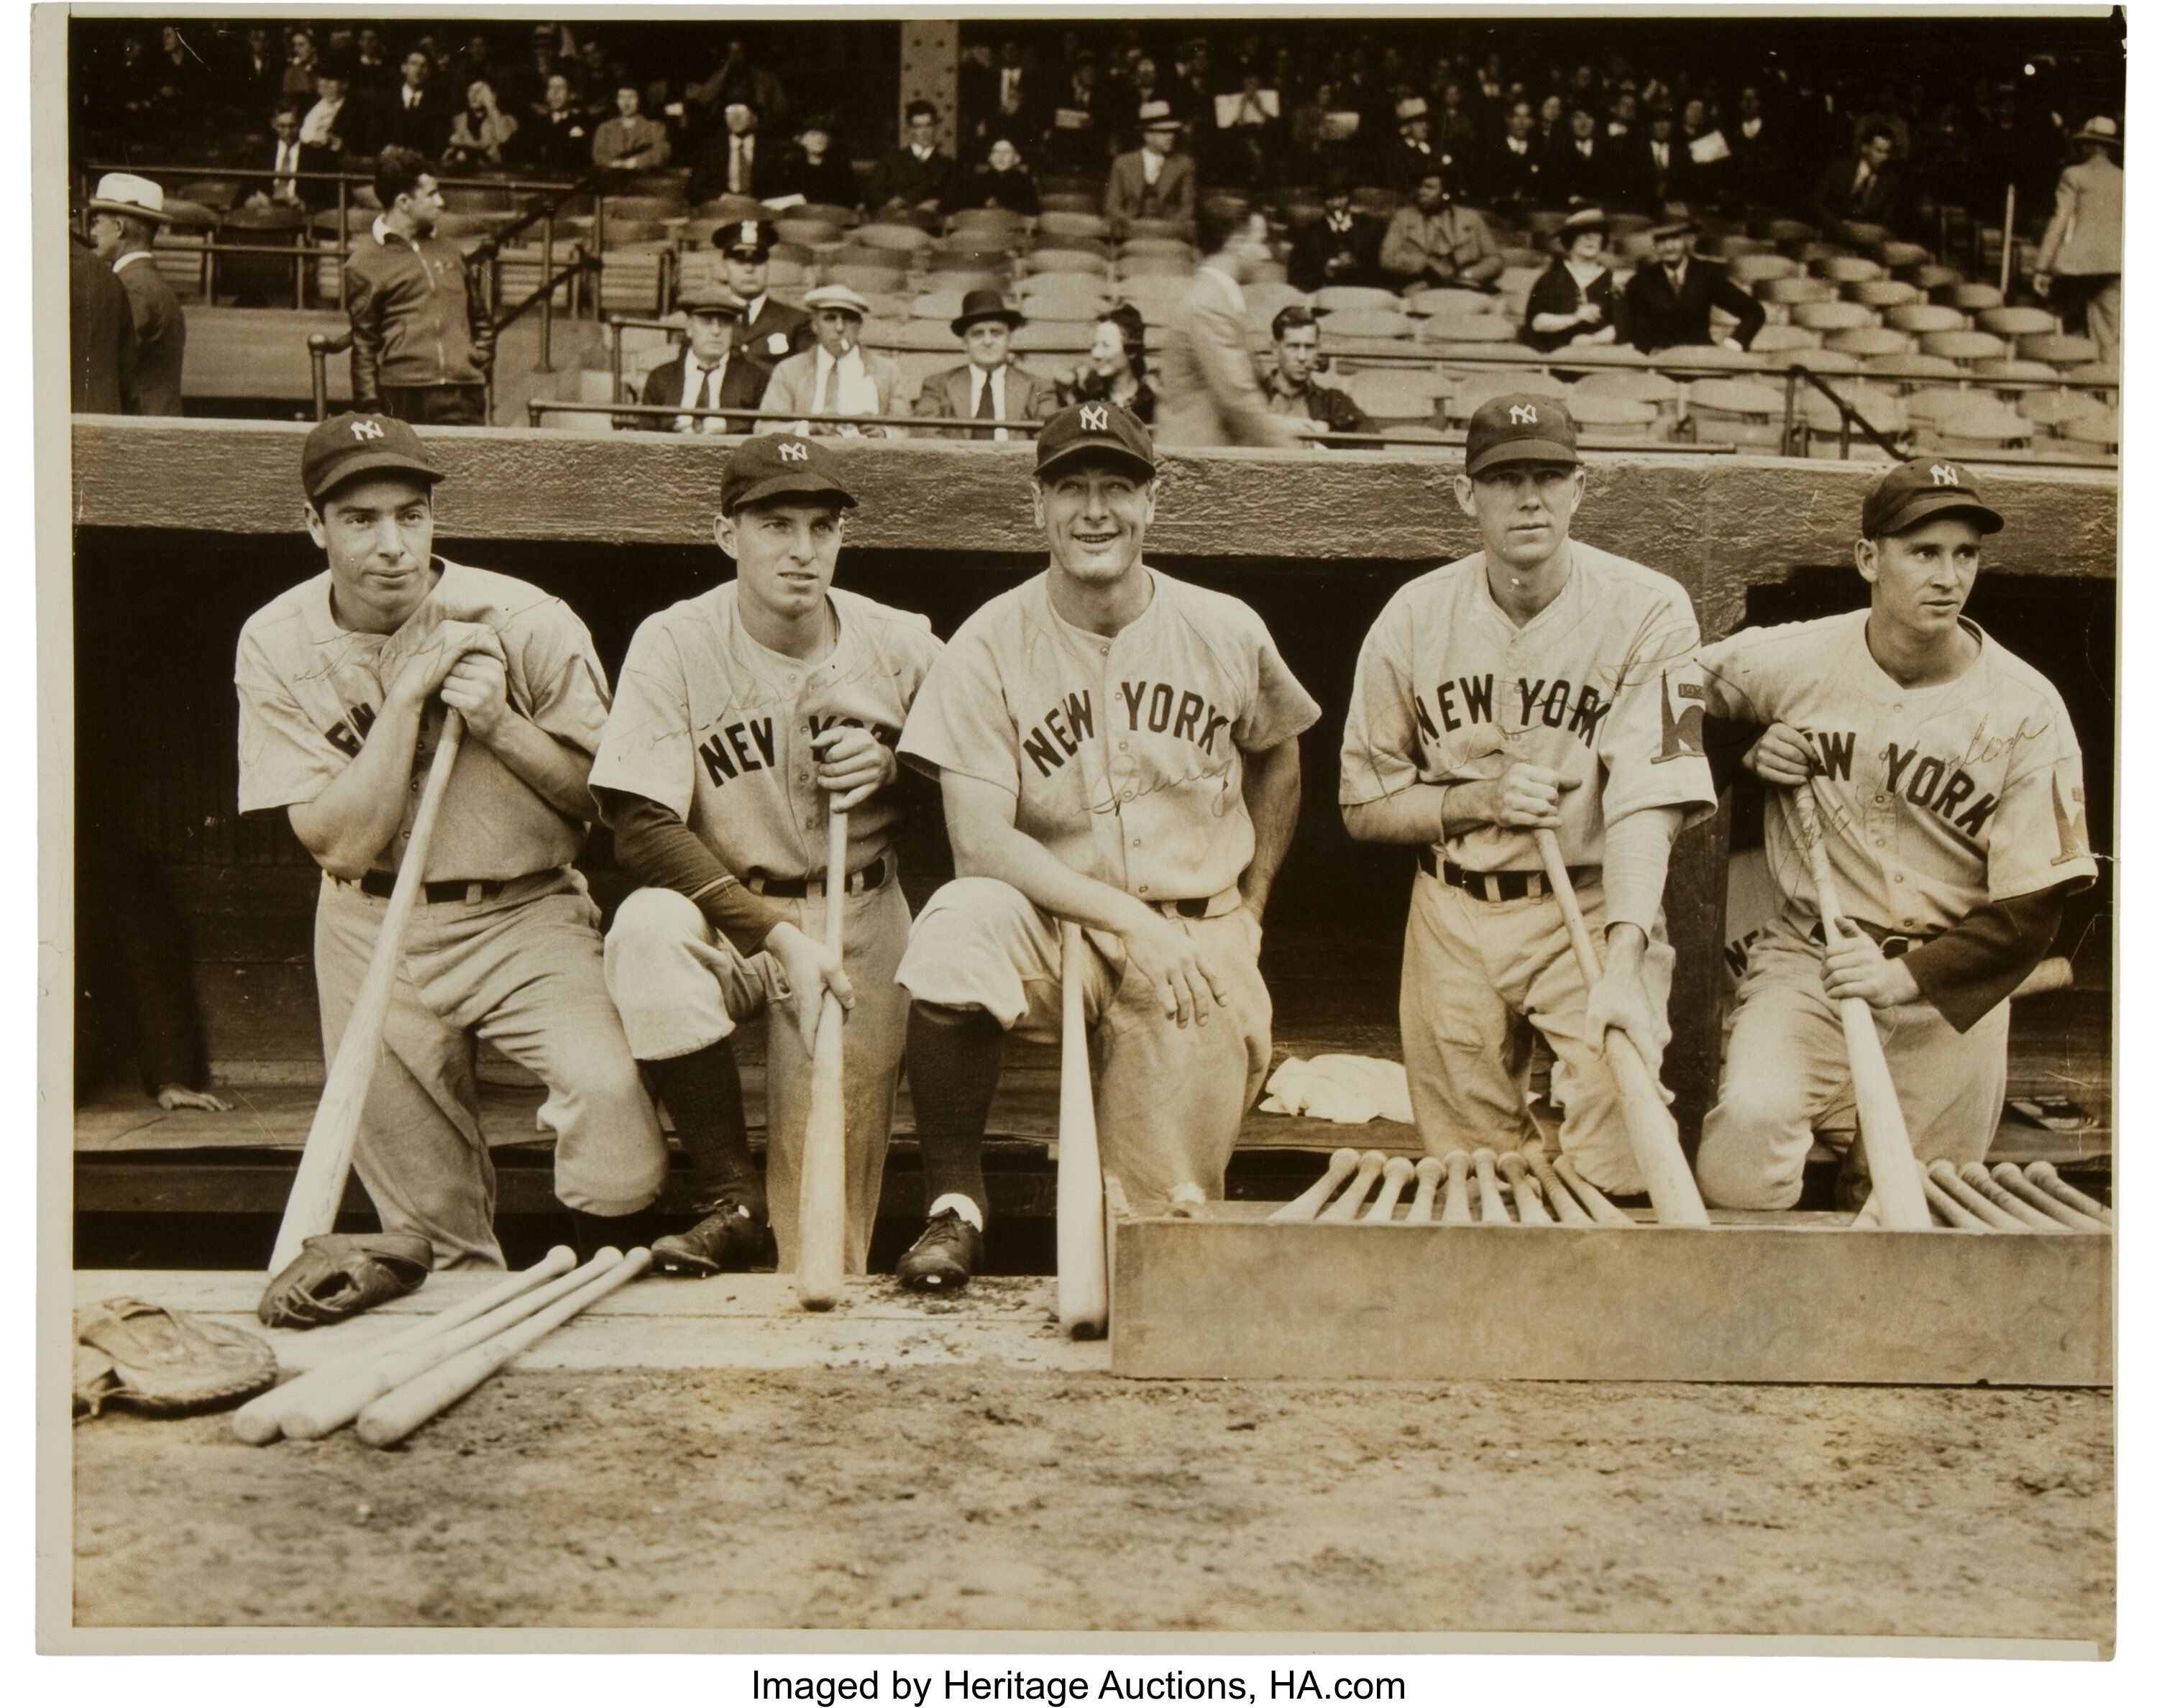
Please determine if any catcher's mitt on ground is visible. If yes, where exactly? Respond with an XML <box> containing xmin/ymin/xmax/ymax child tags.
<box><xmin>257</xmin><ymin>1232</ymin><xmax>434</xmax><ymax>1329</ymax></box>
<box><xmin>74</xmin><ymin>1298</ymin><xmax>278</xmax><ymax>1419</ymax></box>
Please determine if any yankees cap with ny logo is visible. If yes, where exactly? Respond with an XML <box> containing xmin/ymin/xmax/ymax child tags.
<box><xmin>1035</xmin><ymin>400</ymin><xmax>1157</xmax><ymax>481</ymax></box>
<box><xmin>301</xmin><ymin>412</ymin><xmax>446</xmax><ymax>503</ymax></box>
<box><xmin>1861</xmin><ymin>457</ymin><xmax>2005</xmax><ymax>538</ymax></box>
<box><xmin>1464</xmin><ymin>393</ymin><xmax>1580</xmax><ymax>477</ymax></box>
<box><xmin>720</xmin><ymin>432</ymin><xmax>860</xmax><ymax>516</ymax></box>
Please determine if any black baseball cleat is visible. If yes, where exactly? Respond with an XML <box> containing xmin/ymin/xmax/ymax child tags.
<box><xmin>649</xmin><ymin>1197</ymin><xmax>764</xmax><ymax>1277</ymax></box>
<box><xmin>894</xmin><ymin>1208</ymin><xmax>983</xmax><ymax>1293</ymax></box>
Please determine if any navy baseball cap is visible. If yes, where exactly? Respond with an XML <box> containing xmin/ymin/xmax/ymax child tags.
<box><xmin>1862</xmin><ymin>459</ymin><xmax>2004</xmax><ymax>539</ymax></box>
<box><xmin>1464</xmin><ymin>394</ymin><xmax>1579</xmax><ymax>477</ymax></box>
<box><xmin>1035</xmin><ymin>400</ymin><xmax>1156</xmax><ymax>481</ymax></box>
<box><xmin>720</xmin><ymin>433</ymin><xmax>858</xmax><ymax>516</ymax></box>
<box><xmin>302</xmin><ymin>412</ymin><xmax>444</xmax><ymax>504</ymax></box>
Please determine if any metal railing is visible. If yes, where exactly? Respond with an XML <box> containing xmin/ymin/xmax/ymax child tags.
<box><xmin>528</xmin><ymin>400</ymin><xmax>1050</xmax><ymax>433</ymax></box>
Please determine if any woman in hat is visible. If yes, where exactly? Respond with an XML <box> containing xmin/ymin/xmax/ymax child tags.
<box><xmin>1055</xmin><ymin>303</ymin><xmax>1155</xmax><ymax>424</ymax></box>
<box><xmin>958</xmin><ymin>136</ymin><xmax>1040</xmax><ymax>215</ymax></box>
<box><xmin>765</xmin><ymin>116</ymin><xmax>857</xmax><ymax>212</ymax></box>
<box><xmin>1519</xmin><ymin>205</ymin><xmax>1624</xmax><ymax>354</ymax></box>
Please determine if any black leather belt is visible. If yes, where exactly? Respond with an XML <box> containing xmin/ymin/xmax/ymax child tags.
<box><xmin>1812</xmin><ymin>919</ymin><xmax>1932</xmax><ymax>958</ymax></box>
<box><xmin>1419</xmin><ymin>846</ymin><xmax>1595</xmax><ymax>902</ymax></box>
<box><xmin>355</xmin><ymin>871</ymin><xmax>529</xmax><ymax>904</ymax></box>
<box><xmin>746</xmin><ymin>856</ymin><xmax>889</xmax><ymax>899</ymax></box>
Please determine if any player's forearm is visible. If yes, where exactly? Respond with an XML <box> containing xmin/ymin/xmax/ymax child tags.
<box><xmin>948</xmin><ymin>807</ymin><xmax>1161</xmax><ymax>940</ymax></box>
<box><xmin>1237</xmin><ymin>738</ymin><xmax>1301</xmax><ymax>919</ymax></box>
<box><xmin>285</xmin><ymin>695</ymin><xmax>427</xmax><ymax>878</ymax></box>
<box><xmin>1599</xmin><ymin>805</ymin><xmax>1682</xmax><ymax>935</ymax></box>
<box><xmin>472</xmin><ymin>712</ymin><xmax>598</xmax><ymax>821</ymax></box>
<box><xmin>1900</xmin><ymin>884</ymin><xmax>2071</xmax><ymax>1033</ymax></box>
<box><xmin>1341</xmin><ymin>783</ymin><xmax>1450</xmax><ymax>846</ymax></box>
<box><xmin>599</xmin><ymin>787</ymin><xmax>788</xmax><ymax>954</ymax></box>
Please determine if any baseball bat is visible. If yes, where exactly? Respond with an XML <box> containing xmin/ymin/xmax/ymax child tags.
<box><xmin>232</xmin><ymin>1244</ymin><xmax>578</xmax><ymax>1444</ymax></box>
<box><xmin>794</xmin><ymin>806</ymin><xmax>849</xmax><ymax>1311</ymax></box>
<box><xmin>1268</xmin><ymin>1147</ymin><xmax>1361</xmax><ymax>1222</ymax></box>
<box><xmin>1403</xmin><ymin>1157</ymin><xmax>1442</xmax><ymax>1223</ymax></box>
<box><xmin>1440</xmin><ymin>1150</ymin><xmax>1473</xmax><ymax>1224</ymax></box>
<box><xmin>1498</xmin><ymin>1152</ymin><xmax>1554</xmax><ymax>1223</ymax></box>
<box><xmin>1790</xmin><ymin>786</ymin><xmax>1931</xmax><ymax>1232</ymax></box>
<box><xmin>1993</xmin><ymin>1162</ymin><xmax>2107</xmax><ymax>1234</ymax></box>
<box><xmin>1056</xmin><ymin>920</ymin><xmax>1108</xmax><ymax>1339</ymax></box>
<box><xmin>1553</xmin><ymin>1153</ymin><xmax>1636</xmax><ymax>1229</ymax></box>
<box><xmin>269</xmin><ymin>710</ymin><xmax>466</xmax><ymax>1275</ymax></box>
<box><xmin>1923</xmin><ymin>1177</ymin><xmax>1992</xmax><ymax>1232</ymax></box>
<box><xmin>1363</xmin><ymin>1157</ymin><xmax>1415</xmax><ymax>1222</ymax></box>
<box><xmin>1524</xmin><ymin>1143</ymin><xmax>1594</xmax><ymax>1227</ymax></box>
<box><xmin>1928</xmin><ymin>1160</ymin><xmax>2030</xmax><ymax>1233</ymax></box>
<box><xmin>1473</xmin><ymin>1147</ymin><xmax>1508</xmax><ymax>1222</ymax></box>
<box><xmin>1318</xmin><ymin>1150</ymin><xmax>1386</xmax><ymax>1222</ymax></box>
<box><xmin>280</xmin><ymin>1249</ymin><xmax>622</xmax><ymax>1438</ymax></box>
<box><xmin>1532</xmin><ymin>829</ymin><xmax>1711</xmax><ymax>1229</ymax></box>
<box><xmin>1959</xmin><ymin>1162</ymin><xmax>2074</xmax><ymax>1232</ymax></box>
<box><xmin>2026</xmin><ymin>1161</ymin><xmax>2113</xmax><ymax>1227</ymax></box>
<box><xmin>357</xmin><ymin>1249</ymin><xmax>654</xmax><ymax>1447</ymax></box>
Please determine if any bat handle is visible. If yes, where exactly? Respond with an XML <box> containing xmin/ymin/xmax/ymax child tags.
<box><xmin>823</xmin><ymin>804</ymin><xmax>848</xmax><ymax>950</ymax></box>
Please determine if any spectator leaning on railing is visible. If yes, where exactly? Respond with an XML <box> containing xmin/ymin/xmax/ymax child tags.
<box><xmin>344</xmin><ymin>147</ymin><xmax>495</xmax><ymax>426</ymax></box>
<box><xmin>1260</xmin><ymin>305</ymin><xmax>1373</xmax><ymax>442</ymax></box>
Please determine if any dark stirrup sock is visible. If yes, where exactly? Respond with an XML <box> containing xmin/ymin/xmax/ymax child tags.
<box><xmin>905</xmin><ymin>1001</ymin><xmax>1004</xmax><ymax>1215</ymax></box>
<box><xmin>643</xmin><ymin>1039</ymin><xmax>766</xmax><ymax>1221</ymax></box>
<box><xmin>567</xmin><ymin>1206</ymin><xmax>670</xmax><ymax>1260</ymax></box>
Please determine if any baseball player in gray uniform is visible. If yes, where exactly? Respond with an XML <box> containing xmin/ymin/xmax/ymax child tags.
<box><xmin>234</xmin><ymin>413</ymin><xmax>667</xmax><ymax>1267</ymax></box>
<box><xmin>1695</xmin><ymin>459</ymin><xmax>2098</xmax><ymax>1208</ymax></box>
<box><xmin>1339</xmin><ymin>395</ymin><xmax>1717</xmax><ymax>1195</ymax></box>
<box><xmin>592</xmin><ymin>436</ymin><xmax>942</xmax><ymax>1275</ymax></box>
<box><xmin>892</xmin><ymin>402</ymin><xmax>1321</xmax><ymax>1288</ymax></box>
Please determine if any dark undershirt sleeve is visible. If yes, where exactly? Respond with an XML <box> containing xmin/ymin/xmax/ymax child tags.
<box><xmin>1702</xmin><ymin>714</ymin><xmax>1764</xmax><ymax>796</ymax></box>
<box><xmin>596</xmin><ymin>787</ymin><xmax>788</xmax><ymax>958</ymax></box>
<box><xmin>1900</xmin><ymin>883</ymin><xmax>2071</xmax><ymax>1034</ymax></box>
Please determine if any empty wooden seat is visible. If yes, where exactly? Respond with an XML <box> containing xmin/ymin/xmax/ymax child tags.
<box><xmin>1919</xmin><ymin>329</ymin><xmax>2009</xmax><ymax>361</ymax></box>
<box><xmin>1344</xmin><ymin>370</ymin><xmax>1447</xmax><ymax>424</ymax></box>
<box><xmin>1977</xmin><ymin>306</ymin><xmax>2055</xmax><ymax>337</ymax></box>
<box><xmin>1038</xmin><ymin>193</ymin><xmax>1102</xmax><ymax>218</ymax></box>
<box><xmin>1885</xmin><ymin>303</ymin><xmax>1966</xmax><ymax>334</ymax></box>
<box><xmin>1115</xmin><ymin>254</ymin><xmax>1192</xmax><ymax>280</ymax></box>
<box><xmin>1565</xmin><ymin>390</ymin><xmax>1662</xmax><ymax>437</ymax></box>
<box><xmin>1730</xmin><ymin>254</ymin><xmax>1802</xmax><ymax>285</ymax></box>
<box><xmin>1861</xmin><ymin>352</ymin><xmax>1965</xmax><ymax>384</ymax></box>
<box><xmin>1799</xmin><ymin>382</ymin><xmax>1906</xmax><ymax>435</ymax></box>
<box><xmin>2020</xmin><ymin>332</ymin><xmax>2099</xmax><ymax>367</ymax></box>
<box><xmin>2057</xmin><ymin>405</ymin><xmax>2120</xmax><ymax>447</ymax></box>
<box><xmin>1572</xmin><ymin>368</ymin><xmax>1682</xmax><ymax>406</ymax></box>
<box><xmin>1876</xmin><ymin>241</ymin><xmax>1931</xmax><ymax>269</ymax></box>
<box><xmin>1908</xmin><ymin>264</ymin><xmax>1964</xmax><ymax>290</ymax></box>
<box><xmin>1818</xmin><ymin>255</ymin><xmax>1884</xmax><ymax>284</ymax></box>
<box><xmin>1012</xmin><ymin>319</ymin><xmax>1097</xmax><ymax>352</ymax></box>
<box><xmin>1972</xmin><ymin>357</ymin><xmax>2059</xmax><ymax>383</ymax></box>
<box><xmin>1757</xmin><ymin>276</ymin><xmax>1836</xmax><ymax>305</ymax></box>
<box><xmin>1445</xmin><ymin>369</ymin><xmax>1565</xmax><ymax>421</ymax></box>
<box><xmin>1313</xmin><ymin>285</ymin><xmax>1402</xmax><ymax>315</ymax></box>
<box><xmin>1784</xmin><ymin>346</ymin><xmax>1865</xmax><ymax>375</ymax></box>
<box><xmin>1823</xmin><ymin>327</ymin><xmax>1913</xmax><ymax>357</ymax></box>
<box><xmin>1790</xmin><ymin>300</ymin><xmax>1874</xmax><ymax>331</ymax></box>
<box><xmin>1322</xmin><ymin>309</ymin><xmax>1417</xmax><ymax>341</ymax></box>
<box><xmin>1749</xmin><ymin>323</ymin><xmax>1823</xmax><ymax>353</ymax></box>
<box><xmin>1418</xmin><ymin>316</ymin><xmax>1517</xmax><ymax>345</ymax></box>
<box><xmin>1846</xmin><ymin>279</ymin><xmax>1919</xmax><ymax>308</ymax></box>
<box><xmin>855</xmin><ymin>221</ymin><xmax>933</xmax><ymax>255</ymax></box>
<box><xmin>1943</xmin><ymin>283</ymin><xmax>2004</xmax><ymax>311</ymax></box>
<box><xmin>1027</xmin><ymin>247</ymin><xmax>1109</xmax><ymax>277</ymax></box>
<box><xmin>826</xmin><ymin>264</ymin><xmax>908</xmax><ymax>295</ymax></box>
<box><xmin>774</xmin><ymin>218</ymin><xmax>844</xmax><ymax>249</ymax></box>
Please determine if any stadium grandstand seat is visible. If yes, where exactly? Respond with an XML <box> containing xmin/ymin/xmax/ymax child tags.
<box><xmin>1656</xmin><ymin>342</ymin><xmax>1769</xmax><ymax>370</ymax></box>
<box><xmin>1823</xmin><ymin>327</ymin><xmax>1913</xmax><ymax>358</ymax></box>
<box><xmin>1115</xmin><ymin>254</ymin><xmax>1194</xmax><ymax>280</ymax></box>
<box><xmin>1239</xmin><ymin>280</ymin><xmax>1308</xmax><ymax>323</ymax></box>
<box><xmin>598</xmin><ymin>219</ymin><xmax>672</xmax><ymax>248</ymax></box>
<box><xmin>2017</xmin><ymin>387</ymin><xmax>2101</xmax><ymax>430</ymax></box>
<box><xmin>1847</xmin><ymin>280</ymin><xmax>1920</xmax><ymax>308</ymax></box>
<box><xmin>1343</xmin><ymin>369</ymin><xmax>1448</xmax><ymax>427</ymax></box>
<box><xmin>1799</xmin><ymin>382</ymin><xmax>1907</xmax><ymax>436</ymax></box>
<box><xmin>2065</xmin><ymin>359</ymin><xmax>2117</xmax><ymax>394</ymax></box>
<box><xmin>1977</xmin><ymin>306</ymin><xmax>2054</xmax><ymax>338</ymax></box>
<box><xmin>1943</xmin><ymin>283</ymin><xmax>2004</xmax><ymax>312</ymax></box>
<box><xmin>856</xmin><ymin>221</ymin><xmax>933</xmax><ymax>255</ymax></box>
<box><xmin>775</xmin><ymin>219</ymin><xmax>845</xmax><ymax>250</ymax></box>
<box><xmin>1818</xmin><ymin>256</ymin><xmax>1884</xmax><ymax>285</ymax></box>
<box><xmin>1447</xmin><ymin>369</ymin><xmax>1567</xmax><ymax>422</ymax></box>
<box><xmin>1012</xmin><ymin>319</ymin><xmax>1096</xmax><ymax>352</ymax></box>
<box><xmin>921</xmin><ymin>270</ymin><xmax>1004</xmax><ymax>298</ymax></box>
<box><xmin>2058</xmin><ymin>407</ymin><xmax>2119</xmax><ymax>454</ymax></box>
<box><xmin>855</xmin><ymin>292</ymin><xmax>913</xmax><ymax>323</ymax></box>
<box><xmin>1322</xmin><ymin>309</ymin><xmax>1417</xmax><ymax>341</ymax></box>
<box><xmin>1566</xmin><ymin>390</ymin><xmax>1663</xmax><ymax>439</ymax></box>
<box><xmin>1785</xmin><ymin>347</ymin><xmax>1864</xmax><ymax>375</ymax></box>
<box><xmin>1750</xmin><ymin>323</ymin><xmax>1823</xmax><ymax>353</ymax></box>
<box><xmin>1729</xmin><ymin>254</ymin><xmax>1801</xmax><ymax>286</ymax></box>
<box><xmin>936</xmin><ymin>229</ymin><xmax>1022</xmax><ymax>258</ymax></box>
<box><xmin>1972</xmin><ymin>357</ymin><xmax>2059</xmax><ymax>385</ymax></box>
<box><xmin>1790</xmin><ymin>300</ymin><xmax>1874</xmax><ymax>331</ymax></box>
<box><xmin>1027</xmin><ymin>247</ymin><xmax>1110</xmax><ymax>277</ymax></box>
<box><xmin>1420</xmin><ymin>319</ymin><xmax>1520</xmax><ymax>349</ymax></box>
<box><xmin>1886</xmin><ymin>303</ymin><xmax>1966</xmax><ymax>334</ymax></box>
<box><xmin>1862</xmin><ymin>352</ymin><xmax>1966</xmax><ymax>385</ymax></box>
<box><xmin>1038</xmin><ymin>193</ymin><xmax>1102</xmax><ymax>218</ymax></box>
<box><xmin>1877</xmin><ymin>241</ymin><xmax>1931</xmax><ymax>269</ymax></box>
<box><xmin>909</xmin><ymin>289</ymin><xmax>971</xmax><ymax>323</ymax></box>
<box><xmin>1311</xmin><ymin>285</ymin><xmax>1401</xmax><ymax>315</ymax></box>
<box><xmin>883</xmin><ymin>321</ymin><xmax>965</xmax><ymax>352</ymax></box>
<box><xmin>1910</xmin><ymin>393</ymin><xmax>2034</xmax><ymax>456</ymax></box>
<box><xmin>1572</xmin><ymin>368</ymin><xmax>1681</xmax><ymax>408</ymax></box>
<box><xmin>789</xmin><ymin>202</ymin><xmax>858</xmax><ymax>230</ymax></box>
<box><xmin>1687</xmin><ymin>377</ymin><xmax>1787</xmax><ymax>446</ymax></box>
<box><xmin>2021</xmin><ymin>332</ymin><xmax>2099</xmax><ymax>367</ymax></box>
<box><xmin>176</xmin><ymin>178</ymin><xmax>242</xmax><ymax>211</ymax></box>
<box><xmin>1015</xmin><ymin>281</ymin><xmax>1112</xmax><ymax>321</ymax></box>
<box><xmin>1838</xmin><ymin>221</ymin><xmax>1892</xmax><ymax>249</ymax></box>
<box><xmin>441</xmin><ymin>183</ymin><xmax>517</xmax><ymax>215</ymax></box>
<box><xmin>927</xmin><ymin>252</ymin><xmax>1014</xmax><ymax>284</ymax></box>
<box><xmin>947</xmin><ymin>207</ymin><xmax>1028</xmax><ymax>235</ymax></box>
<box><xmin>1908</xmin><ymin>264</ymin><xmax>1964</xmax><ymax>291</ymax></box>
<box><xmin>1758</xmin><ymin>276</ymin><xmax>1836</xmax><ymax>305</ymax></box>
<box><xmin>1918</xmin><ymin>329</ymin><xmax>2009</xmax><ymax>361</ymax></box>
<box><xmin>828</xmin><ymin>264</ymin><xmax>909</xmax><ymax>295</ymax></box>
<box><xmin>1037</xmin><ymin>210</ymin><xmax>1111</xmax><ymax>244</ymax></box>
<box><xmin>1759</xmin><ymin>218</ymin><xmax>1818</xmax><ymax>245</ymax></box>
<box><xmin>1127</xmin><ymin>216</ymin><xmax>1198</xmax><ymax>242</ymax></box>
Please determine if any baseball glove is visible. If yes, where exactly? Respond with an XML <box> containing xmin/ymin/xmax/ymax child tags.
<box><xmin>73</xmin><ymin>1297</ymin><xmax>278</xmax><ymax>1419</ymax></box>
<box><xmin>257</xmin><ymin>1232</ymin><xmax>434</xmax><ymax>1330</ymax></box>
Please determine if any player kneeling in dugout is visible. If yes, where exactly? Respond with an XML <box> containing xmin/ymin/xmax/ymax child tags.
<box><xmin>890</xmin><ymin>402</ymin><xmax>1322</xmax><ymax>1288</ymax></box>
<box><xmin>1694</xmin><ymin>459</ymin><xmax>2097</xmax><ymax>1209</ymax></box>
<box><xmin>591</xmin><ymin>435</ymin><xmax>942</xmax><ymax>1276</ymax></box>
<box><xmin>1339</xmin><ymin>395</ymin><xmax>1716</xmax><ymax>1198</ymax></box>
<box><xmin>234</xmin><ymin>415</ymin><xmax>667</xmax><ymax>1267</ymax></box>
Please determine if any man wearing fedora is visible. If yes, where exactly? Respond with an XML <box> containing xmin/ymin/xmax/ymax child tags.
<box><xmin>86</xmin><ymin>173</ymin><xmax>186</xmax><ymax>417</ymax></box>
<box><xmin>756</xmin><ymin>283</ymin><xmax>904</xmax><ymax>436</ymax></box>
<box><xmin>1290</xmin><ymin>166</ymin><xmax>1384</xmax><ymax>292</ymax></box>
<box><xmin>636</xmin><ymin>285</ymin><xmax>769</xmax><ymax>434</ymax></box>
<box><xmin>1383</xmin><ymin>95</ymin><xmax>1444</xmax><ymax>198</ymax></box>
<box><xmin>911</xmin><ymin>292</ymin><xmax>1058</xmax><ymax>441</ymax></box>
<box><xmin>2035</xmin><ymin>115</ymin><xmax>2123</xmax><ymax>367</ymax></box>
<box><xmin>1378</xmin><ymin>165</ymin><xmax>1504</xmax><ymax>293</ymax></box>
<box><xmin>709</xmin><ymin>219</ymin><xmax>813</xmax><ymax>369</ymax></box>
<box><xmin>1621</xmin><ymin>213</ymin><xmax>1764</xmax><ymax>354</ymax></box>
<box><xmin>1104</xmin><ymin>101</ymin><xmax>1196</xmax><ymax>239</ymax></box>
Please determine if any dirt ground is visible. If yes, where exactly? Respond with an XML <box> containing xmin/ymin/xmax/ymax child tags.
<box><xmin>74</xmin><ymin>1332</ymin><xmax>2113</xmax><ymax>1640</ymax></box>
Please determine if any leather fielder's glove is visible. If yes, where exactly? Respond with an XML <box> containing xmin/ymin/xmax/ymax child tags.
<box><xmin>257</xmin><ymin>1232</ymin><xmax>434</xmax><ymax>1330</ymax></box>
<box><xmin>73</xmin><ymin>1297</ymin><xmax>278</xmax><ymax>1420</ymax></box>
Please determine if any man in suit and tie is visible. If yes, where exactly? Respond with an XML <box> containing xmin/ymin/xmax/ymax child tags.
<box><xmin>690</xmin><ymin>98</ymin><xmax>767</xmax><ymax>204</ymax></box>
<box><xmin>380</xmin><ymin>49</ymin><xmax>451</xmax><ymax>157</ymax></box>
<box><xmin>246</xmin><ymin>101</ymin><xmax>313</xmax><ymax>211</ymax></box>
<box><xmin>756</xmin><ymin>284</ymin><xmax>905</xmax><ymax>436</ymax></box>
<box><xmin>1621</xmin><ymin>214</ymin><xmax>1765</xmax><ymax>353</ymax></box>
<box><xmin>1104</xmin><ymin>102</ymin><xmax>1197</xmax><ymax>237</ymax></box>
<box><xmin>868</xmin><ymin>100</ymin><xmax>961</xmax><ymax>218</ymax></box>
<box><xmin>911</xmin><ymin>291</ymin><xmax>1058</xmax><ymax>439</ymax></box>
<box><xmin>635</xmin><ymin>285</ymin><xmax>768</xmax><ymax>433</ymax></box>
<box><xmin>1153</xmin><ymin>203</ymin><xmax>1301</xmax><ymax>449</ymax></box>
<box><xmin>706</xmin><ymin>219</ymin><xmax>814</xmax><ymax>368</ymax></box>
<box><xmin>1810</xmin><ymin>123</ymin><xmax>1905</xmax><ymax>242</ymax></box>
<box><xmin>1481</xmin><ymin>97</ymin><xmax>1545</xmax><ymax>214</ymax></box>
<box><xmin>86</xmin><ymin>172</ymin><xmax>185</xmax><ymax>416</ymax></box>
<box><xmin>1289</xmin><ymin>166</ymin><xmax>1384</xmax><ymax>291</ymax></box>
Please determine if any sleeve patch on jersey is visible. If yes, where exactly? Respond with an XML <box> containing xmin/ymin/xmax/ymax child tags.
<box><xmin>1651</xmin><ymin>667</ymin><xmax>1706</xmax><ymax>764</ymax></box>
<box><xmin>2052</xmin><ymin>773</ymin><xmax>2092</xmax><ymax>866</ymax></box>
